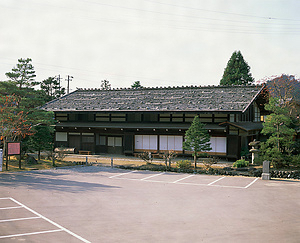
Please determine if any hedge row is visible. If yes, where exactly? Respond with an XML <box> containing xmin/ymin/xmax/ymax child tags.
<box><xmin>116</xmin><ymin>164</ymin><xmax>300</xmax><ymax>180</ymax></box>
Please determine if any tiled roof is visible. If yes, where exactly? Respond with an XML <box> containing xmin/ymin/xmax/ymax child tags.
<box><xmin>41</xmin><ymin>85</ymin><xmax>264</xmax><ymax>112</ymax></box>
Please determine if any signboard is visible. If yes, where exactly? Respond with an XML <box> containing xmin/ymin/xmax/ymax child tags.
<box><xmin>7</xmin><ymin>142</ymin><xmax>21</xmax><ymax>155</ymax></box>
<box><xmin>0</xmin><ymin>149</ymin><xmax>2</xmax><ymax>172</ymax></box>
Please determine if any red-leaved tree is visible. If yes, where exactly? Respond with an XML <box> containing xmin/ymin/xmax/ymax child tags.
<box><xmin>0</xmin><ymin>95</ymin><xmax>33</xmax><ymax>156</ymax></box>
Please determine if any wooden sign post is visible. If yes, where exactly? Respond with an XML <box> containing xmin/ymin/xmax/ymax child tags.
<box><xmin>7</xmin><ymin>142</ymin><xmax>22</xmax><ymax>170</ymax></box>
<box><xmin>0</xmin><ymin>149</ymin><xmax>3</xmax><ymax>172</ymax></box>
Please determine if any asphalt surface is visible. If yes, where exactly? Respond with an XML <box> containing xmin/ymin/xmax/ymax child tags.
<box><xmin>0</xmin><ymin>166</ymin><xmax>299</xmax><ymax>243</ymax></box>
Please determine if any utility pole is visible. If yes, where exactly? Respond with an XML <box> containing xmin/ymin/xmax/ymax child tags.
<box><xmin>56</xmin><ymin>74</ymin><xmax>63</xmax><ymax>97</ymax></box>
<box><xmin>56</xmin><ymin>74</ymin><xmax>62</xmax><ymax>90</ymax></box>
<box><xmin>66</xmin><ymin>75</ymin><xmax>73</xmax><ymax>94</ymax></box>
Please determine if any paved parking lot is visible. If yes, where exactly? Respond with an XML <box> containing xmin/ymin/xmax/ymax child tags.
<box><xmin>0</xmin><ymin>166</ymin><xmax>299</xmax><ymax>242</ymax></box>
<box><xmin>109</xmin><ymin>170</ymin><xmax>259</xmax><ymax>189</ymax></box>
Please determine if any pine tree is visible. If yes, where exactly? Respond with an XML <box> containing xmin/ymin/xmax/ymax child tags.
<box><xmin>131</xmin><ymin>81</ymin><xmax>143</xmax><ymax>89</ymax></box>
<box><xmin>220</xmin><ymin>51</ymin><xmax>254</xmax><ymax>86</ymax></box>
<box><xmin>5</xmin><ymin>58</ymin><xmax>37</xmax><ymax>89</ymax></box>
<box><xmin>40</xmin><ymin>77</ymin><xmax>66</xmax><ymax>101</ymax></box>
<box><xmin>183</xmin><ymin>116</ymin><xmax>211</xmax><ymax>169</ymax></box>
<box><xmin>100</xmin><ymin>79</ymin><xmax>111</xmax><ymax>90</ymax></box>
<box><xmin>260</xmin><ymin>97</ymin><xmax>296</xmax><ymax>168</ymax></box>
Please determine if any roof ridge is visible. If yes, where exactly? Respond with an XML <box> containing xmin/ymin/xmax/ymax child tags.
<box><xmin>77</xmin><ymin>84</ymin><xmax>262</xmax><ymax>91</ymax></box>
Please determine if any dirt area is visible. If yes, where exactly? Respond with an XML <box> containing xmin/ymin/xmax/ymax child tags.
<box><xmin>0</xmin><ymin>153</ymin><xmax>234</xmax><ymax>172</ymax></box>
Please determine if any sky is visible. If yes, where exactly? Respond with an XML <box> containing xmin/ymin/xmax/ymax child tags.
<box><xmin>0</xmin><ymin>0</ymin><xmax>299</xmax><ymax>91</ymax></box>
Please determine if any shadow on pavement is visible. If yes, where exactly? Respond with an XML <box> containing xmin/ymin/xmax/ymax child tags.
<box><xmin>0</xmin><ymin>169</ymin><xmax>120</xmax><ymax>192</ymax></box>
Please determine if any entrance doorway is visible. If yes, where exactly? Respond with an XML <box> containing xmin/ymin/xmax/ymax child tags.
<box><xmin>107</xmin><ymin>137</ymin><xmax>123</xmax><ymax>154</ymax></box>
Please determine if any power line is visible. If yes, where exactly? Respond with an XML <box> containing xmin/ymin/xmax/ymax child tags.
<box><xmin>78</xmin><ymin>0</ymin><xmax>300</xmax><ymax>26</ymax></box>
<box><xmin>144</xmin><ymin>0</ymin><xmax>300</xmax><ymax>22</ymax></box>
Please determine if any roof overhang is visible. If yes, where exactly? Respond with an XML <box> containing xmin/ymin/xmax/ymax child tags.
<box><xmin>219</xmin><ymin>121</ymin><xmax>263</xmax><ymax>131</ymax></box>
<box><xmin>55</xmin><ymin>122</ymin><xmax>225</xmax><ymax>130</ymax></box>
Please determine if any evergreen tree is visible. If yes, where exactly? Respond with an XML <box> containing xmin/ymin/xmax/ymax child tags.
<box><xmin>5</xmin><ymin>58</ymin><xmax>37</xmax><ymax>89</ymax></box>
<box><xmin>100</xmin><ymin>79</ymin><xmax>111</xmax><ymax>90</ymax></box>
<box><xmin>131</xmin><ymin>81</ymin><xmax>143</xmax><ymax>89</ymax></box>
<box><xmin>260</xmin><ymin>97</ymin><xmax>296</xmax><ymax>168</ymax></box>
<box><xmin>183</xmin><ymin>116</ymin><xmax>211</xmax><ymax>169</ymax></box>
<box><xmin>40</xmin><ymin>77</ymin><xmax>66</xmax><ymax>101</ymax></box>
<box><xmin>0</xmin><ymin>80</ymin><xmax>55</xmax><ymax>156</ymax></box>
<box><xmin>27</xmin><ymin>125</ymin><xmax>54</xmax><ymax>160</ymax></box>
<box><xmin>220</xmin><ymin>51</ymin><xmax>254</xmax><ymax>86</ymax></box>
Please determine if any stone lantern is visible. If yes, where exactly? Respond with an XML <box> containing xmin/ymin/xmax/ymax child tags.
<box><xmin>249</xmin><ymin>139</ymin><xmax>260</xmax><ymax>164</ymax></box>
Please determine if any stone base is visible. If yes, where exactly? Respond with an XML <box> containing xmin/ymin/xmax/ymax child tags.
<box><xmin>262</xmin><ymin>173</ymin><xmax>270</xmax><ymax>180</ymax></box>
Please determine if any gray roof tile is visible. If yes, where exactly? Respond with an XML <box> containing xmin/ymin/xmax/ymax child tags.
<box><xmin>41</xmin><ymin>85</ymin><xmax>264</xmax><ymax>112</ymax></box>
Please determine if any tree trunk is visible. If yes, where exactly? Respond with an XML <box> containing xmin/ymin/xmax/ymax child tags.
<box><xmin>38</xmin><ymin>150</ymin><xmax>41</xmax><ymax>161</ymax></box>
<box><xmin>277</xmin><ymin>124</ymin><xmax>280</xmax><ymax>152</ymax></box>
<box><xmin>194</xmin><ymin>154</ymin><xmax>197</xmax><ymax>169</ymax></box>
<box><xmin>3</xmin><ymin>138</ymin><xmax>8</xmax><ymax>170</ymax></box>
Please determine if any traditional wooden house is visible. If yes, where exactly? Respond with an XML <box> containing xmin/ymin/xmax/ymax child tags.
<box><xmin>41</xmin><ymin>85</ymin><xmax>268</xmax><ymax>159</ymax></box>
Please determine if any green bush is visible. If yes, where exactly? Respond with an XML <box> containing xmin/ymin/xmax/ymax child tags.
<box><xmin>176</xmin><ymin>160</ymin><xmax>192</xmax><ymax>170</ymax></box>
<box><xmin>232</xmin><ymin>159</ymin><xmax>249</xmax><ymax>168</ymax></box>
<box><xmin>240</xmin><ymin>147</ymin><xmax>249</xmax><ymax>157</ymax></box>
<box><xmin>198</xmin><ymin>153</ymin><xmax>208</xmax><ymax>158</ymax></box>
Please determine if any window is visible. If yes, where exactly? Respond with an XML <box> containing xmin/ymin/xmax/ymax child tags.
<box><xmin>159</xmin><ymin>135</ymin><xmax>183</xmax><ymax>151</ymax></box>
<box><xmin>159</xmin><ymin>114</ymin><xmax>171</xmax><ymax>122</ymax></box>
<box><xmin>210</xmin><ymin>137</ymin><xmax>226</xmax><ymax>153</ymax></box>
<box><xmin>199</xmin><ymin>114</ymin><xmax>212</xmax><ymax>123</ymax></box>
<box><xmin>96</xmin><ymin>135</ymin><xmax>106</xmax><ymax>145</ymax></box>
<box><xmin>100</xmin><ymin>136</ymin><xmax>106</xmax><ymax>145</ymax></box>
<box><xmin>111</xmin><ymin>114</ymin><xmax>126</xmax><ymax>122</ymax></box>
<box><xmin>172</xmin><ymin>114</ymin><xmax>184</xmax><ymax>122</ymax></box>
<box><xmin>185</xmin><ymin>114</ymin><xmax>198</xmax><ymax>123</ymax></box>
<box><xmin>254</xmin><ymin>103</ymin><xmax>261</xmax><ymax>122</ymax></box>
<box><xmin>96</xmin><ymin>114</ymin><xmax>110</xmax><ymax>122</ymax></box>
<box><xmin>56</xmin><ymin>132</ymin><xmax>67</xmax><ymax>141</ymax></box>
<box><xmin>135</xmin><ymin>135</ymin><xmax>158</xmax><ymax>150</ymax></box>
<box><xmin>214</xmin><ymin>114</ymin><xmax>228</xmax><ymax>123</ymax></box>
<box><xmin>108</xmin><ymin>137</ymin><xmax>123</xmax><ymax>147</ymax></box>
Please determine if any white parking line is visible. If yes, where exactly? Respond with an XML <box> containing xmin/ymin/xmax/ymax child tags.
<box><xmin>0</xmin><ymin>206</ymin><xmax>23</xmax><ymax>210</ymax></box>
<box><xmin>207</xmin><ymin>177</ymin><xmax>225</xmax><ymax>185</ymax></box>
<box><xmin>141</xmin><ymin>172</ymin><xmax>165</xmax><ymax>180</ymax></box>
<box><xmin>172</xmin><ymin>174</ymin><xmax>195</xmax><ymax>183</ymax></box>
<box><xmin>0</xmin><ymin>216</ymin><xmax>40</xmax><ymax>223</ymax></box>
<box><xmin>0</xmin><ymin>229</ymin><xmax>63</xmax><ymax>239</ymax></box>
<box><xmin>1</xmin><ymin>198</ymin><xmax>91</xmax><ymax>243</ymax></box>
<box><xmin>244</xmin><ymin>178</ymin><xmax>259</xmax><ymax>188</ymax></box>
<box><xmin>109</xmin><ymin>171</ymin><xmax>259</xmax><ymax>189</ymax></box>
<box><xmin>109</xmin><ymin>170</ymin><xmax>137</xmax><ymax>178</ymax></box>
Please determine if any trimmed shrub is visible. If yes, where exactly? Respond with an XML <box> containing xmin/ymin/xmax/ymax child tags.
<box><xmin>176</xmin><ymin>160</ymin><xmax>192</xmax><ymax>170</ymax></box>
<box><xmin>232</xmin><ymin>159</ymin><xmax>249</xmax><ymax>168</ymax></box>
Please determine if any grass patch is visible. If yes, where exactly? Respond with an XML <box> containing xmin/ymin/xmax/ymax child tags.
<box><xmin>0</xmin><ymin>157</ymin><xmax>75</xmax><ymax>173</ymax></box>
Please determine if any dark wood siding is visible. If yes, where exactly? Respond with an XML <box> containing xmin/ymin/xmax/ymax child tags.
<box><xmin>227</xmin><ymin>135</ymin><xmax>241</xmax><ymax>159</ymax></box>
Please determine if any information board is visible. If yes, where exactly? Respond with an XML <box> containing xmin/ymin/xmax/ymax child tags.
<box><xmin>7</xmin><ymin>142</ymin><xmax>21</xmax><ymax>155</ymax></box>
